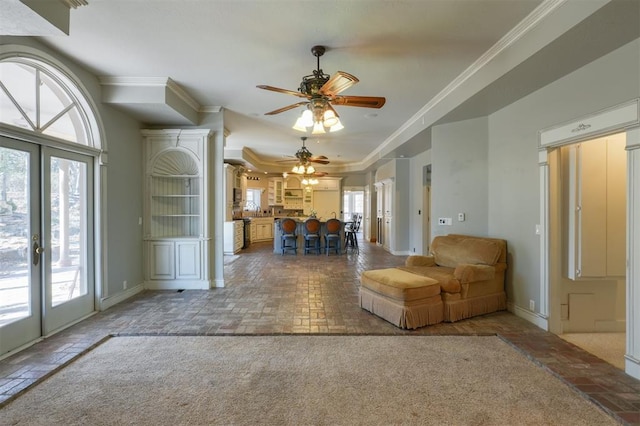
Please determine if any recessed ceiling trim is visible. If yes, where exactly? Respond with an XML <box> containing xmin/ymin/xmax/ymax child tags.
<box><xmin>60</xmin><ymin>0</ymin><xmax>88</xmax><ymax>8</ymax></box>
<box><xmin>99</xmin><ymin>76</ymin><xmax>201</xmax><ymax>111</ymax></box>
<box><xmin>201</xmin><ymin>106</ymin><xmax>223</xmax><ymax>113</ymax></box>
<box><xmin>361</xmin><ymin>0</ymin><xmax>569</xmax><ymax>168</ymax></box>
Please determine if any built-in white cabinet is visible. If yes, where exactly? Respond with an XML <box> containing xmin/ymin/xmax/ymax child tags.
<box><xmin>268</xmin><ymin>178</ymin><xmax>283</xmax><ymax>205</ymax></box>
<box><xmin>284</xmin><ymin>176</ymin><xmax>304</xmax><ymax>210</ymax></box>
<box><xmin>148</xmin><ymin>240</ymin><xmax>201</xmax><ymax>280</ymax></box>
<box><xmin>566</xmin><ymin>135</ymin><xmax>626</xmax><ymax>280</ymax></box>
<box><xmin>142</xmin><ymin>129</ymin><xmax>214</xmax><ymax>289</ymax></box>
<box><xmin>314</xmin><ymin>178</ymin><xmax>340</xmax><ymax>191</ymax></box>
<box><xmin>303</xmin><ymin>186</ymin><xmax>313</xmax><ymax>215</ymax></box>
<box><xmin>250</xmin><ymin>217</ymin><xmax>274</xmax><ymax>242</ymax></box>
<box><xmin>224</xmin><ymin>220</ymin><xmax>244</xmax><ymax>254</ymax></box>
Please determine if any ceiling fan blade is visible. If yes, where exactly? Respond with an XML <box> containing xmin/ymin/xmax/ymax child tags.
<box><xmin>264</xmin><ymin>101</ymin><xmax>308</xmax><ymax>115</ymax></box>
<box><xmin>310</xmin><ymin>158</ymin><xmax>330</xmax><ymax>165</ymax></box>
<box><xmin>332</xmin><ymin>95</ymin><xmax>386</xmax><ymax>109</ymax></box>
<box><xmin>313</xmin><ymin>171</ymin><xmax>328</xmax><ymax>177</ymax></box>
<box><xmin>320</xmin><ymin>71</ymin><xmax>359</xmax><ymax>97</ymax></box>
<box><xmin>256</xmin><ymin>85</ymin><xmax>309</xmax><ymax>99</ymax></box>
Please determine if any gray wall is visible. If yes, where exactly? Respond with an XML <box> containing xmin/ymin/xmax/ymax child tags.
<box><xmin>487</xmin><ymin>38</ymin><xmax>640</xmax><ymax>312</ymax></box>
<box><xmin>410</xmin><ymin>38</ymin><xmax>639</xmax><ymax>314</ymax></box>
<box><xmin>431</xmin><ymin>116</ymin><xmax>489</xmax><ymax>239</ymax></box>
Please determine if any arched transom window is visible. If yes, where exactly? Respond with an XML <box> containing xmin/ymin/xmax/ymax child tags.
<box><xmin>0</xmin><ymin>58</ymin><xmax>93</xmax><ymax>145</ymax></box>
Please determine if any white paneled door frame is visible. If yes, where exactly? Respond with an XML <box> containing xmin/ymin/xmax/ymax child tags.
<box><xmin>538</xmin><ymin>99</ymin><xmax>640</xmax><ymax>380</ymax></box>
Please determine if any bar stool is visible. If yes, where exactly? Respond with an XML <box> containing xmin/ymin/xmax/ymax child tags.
<box><xmin>280</xmin><ymin>218</ymin><xmax>298</xmax><ymax>255</ymax></box>
<box><xmin>324</xmin><ymin>218</ymin><xmax>342</xmax><ymax>255</ymax></box>
<box><xmin>303</xmin><ymin>218</ymin><xmax>321</xmax><ymax>255</ymax></box>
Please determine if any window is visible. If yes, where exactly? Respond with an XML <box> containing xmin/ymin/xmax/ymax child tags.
<box><xmin>343</xmin><ymin>190</ymin><xmax>364</xmax><ymax>221</ymax></box>
<box><xmin>0</xmin><ymin>59</ymin><xmax>93</xmax><ymax>145</ymax></box>
<box><xmin>245</xmin><ymin>188</ymin><xmax>262</xmax><ymax>211</ymax></box>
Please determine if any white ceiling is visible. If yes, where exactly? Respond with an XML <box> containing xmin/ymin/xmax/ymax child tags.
<box><xmin>4</xmin><ymin>0</ymin><xmax>638</xmax><ymax>175</ymax></box>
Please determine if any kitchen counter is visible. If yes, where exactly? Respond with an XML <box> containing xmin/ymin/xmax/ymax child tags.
<box><xmin>273</xmin><ymin>218</ymin><xmax>344</xmax><ymax>254</ymax></box>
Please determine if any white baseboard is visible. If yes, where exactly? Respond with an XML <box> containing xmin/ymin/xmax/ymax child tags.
<box><xmin>508</xmin><ymin>301</ymin><xmax>549</xmax><ymax>331</ymax></box>
<box><xmin>100</xmin><ymin>283</ymin><xmax>144</xmax><ymax>311</ymax></box>
<box><xmin>213</xmin><ymin>278</ymin><xmax>225</xmax><ymax>288</ymax></box>
<box><xmin>144</xmin><ymin>280</ymin><xmax>211</xmax><ymax>290</ymax></box>
<box><xmin>625</xmin><ymin>355</ymin><xmax>640</xmax><ymax>380</ymax></box>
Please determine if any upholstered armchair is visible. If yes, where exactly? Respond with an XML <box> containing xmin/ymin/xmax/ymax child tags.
<box><xmin>401</xmin><ymin>234</ymin><xmax>507</xmax><ymax>322</ymax></box>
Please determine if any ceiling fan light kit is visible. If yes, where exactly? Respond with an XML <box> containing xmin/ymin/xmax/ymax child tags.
<box><xmin>258</xmin><ymin>45</ymin><xmax>385</xmax><ymax>134</ymax></box>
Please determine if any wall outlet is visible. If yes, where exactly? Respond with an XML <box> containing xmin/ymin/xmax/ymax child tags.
<box><xmin>457</xmin><ymin>213</ymin><xmax>465</xmax><ymax>222</ymax></box>
<box><xmin>438</xmin><ymin>218</ymin><xmax>452</xmax><ymax>225</ymax></box>
<box><xmin>529</xmin><ymin>300</ymin><xmax>535</xmax><ymax>311</ymax></box>
<box><xmin>123</xmin><ymin>280</ymin><xmax>128</xmax><ymax>290</ymax></box>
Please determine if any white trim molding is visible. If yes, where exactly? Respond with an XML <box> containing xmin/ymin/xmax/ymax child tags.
<box><xmin>539</xmin><ymin>99</ymin><xmax>639</xmax><ymax>147</ymax></box>
<box><xmin>626</xmin><ymin>127</ymin><xmax>640</xmax><ymax>379</ymax></box>
<box><xmin>538</xmin><ymin>99</ymin><xmax>640</xmax><ymax>380</ymax></box>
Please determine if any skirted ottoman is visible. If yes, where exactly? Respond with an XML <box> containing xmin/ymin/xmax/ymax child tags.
<box><xmin>360</xmin><ymin>268</ymin><xmax>443</xmax><ymax>329</ymax></box>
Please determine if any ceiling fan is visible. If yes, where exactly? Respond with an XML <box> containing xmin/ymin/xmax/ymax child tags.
<box><xmin>279</xmin><ymin>137</ymin><xmax>330</xmax><ymax>165</ymax></box>
<box><xmin>257</xmin><ymin>45</ymin><xmax>386</xmax><ymax>132</ymax></box>
<box><xmin>279</xmin><ymin>137</ymin><xmax>329</xmax><ymax>177</ymax></box>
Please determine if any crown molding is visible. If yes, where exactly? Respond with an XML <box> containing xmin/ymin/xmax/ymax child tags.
<box><xmin>98</xmin><ymin>76</ymin><xmax>201</xmax><ymax>111</ymax></box>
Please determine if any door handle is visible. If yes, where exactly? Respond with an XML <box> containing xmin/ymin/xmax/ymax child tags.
<box><xmin>32</xmin><ymin>240</ymin><xmax>44</xmax><ymax>266</ymax></box>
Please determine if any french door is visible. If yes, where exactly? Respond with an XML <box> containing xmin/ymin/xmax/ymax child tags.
<box><xmin>0</xmin><ymin>136</ymin><xmax>95</xmax><ymax>356</ymax></box>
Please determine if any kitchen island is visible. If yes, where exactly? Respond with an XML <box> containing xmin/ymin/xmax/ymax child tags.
<box><xmin>273</xmin><ymin>218</ymin><xmax>344</xmax><ymax>254</ymax></box>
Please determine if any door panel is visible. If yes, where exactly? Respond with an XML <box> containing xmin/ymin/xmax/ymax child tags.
<box><xmin>42</xmin><ymin>147</ymin><xmax>94</xmax><ymax>335</ymax></box>
<box><xmin>0</xmin><ymin>138</ymin><xmax>41</xmax><ymax>356</ymax></box>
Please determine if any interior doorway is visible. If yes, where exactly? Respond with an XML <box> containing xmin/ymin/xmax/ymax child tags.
<box><xmin>343</xmin><ymin>189</ymin><xmax>364</xmax><ymax>222</ymax></box>
<box><xmin>549</xmin><ymin>132</ymin><xmax>627</xmax><ymax>369</ymax></box>
<box><xmin>423</xmin><ymin>165</ymin><xmax>431</xmax><ymax>255</ymax></box>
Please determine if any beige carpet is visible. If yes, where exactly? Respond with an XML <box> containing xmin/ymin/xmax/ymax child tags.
<box><xmin>1</xmin><ymin>335</ymin><xmax>615</xmax><ymax>426</ymax></box>
<box><xmin>560</xmin><ymin>332</ymin><xmax>626</xmax><ymax>370</ymax></box>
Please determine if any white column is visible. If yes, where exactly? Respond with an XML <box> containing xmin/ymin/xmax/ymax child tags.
<box><xmin>213</xmin><ymin>130</ymin><xmax>225</xmax><ymax>288</ymax></box>
<box><xmin>626</xmin><ymin>127</ymin><xmax>640</xmax><ymax>379</ymax></box>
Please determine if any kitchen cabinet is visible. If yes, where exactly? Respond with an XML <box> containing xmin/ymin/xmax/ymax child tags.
<box><xmin>142</xmin><ymin>129</ymin><xmax>214</xmax><ymax>289</ymax></box>
<box><xmin>314</xmin><ymin>178</ymin><xmax>340</xmax><ymax>191</ymax></box>
<box><xmin>283</xmin><ymin>176</ymin><xmax>304</xmax><ymax>209</ymax></box>
<box><xmin>250</xmin><ymin>217</ymin><xmax>274</xmax><ymax>242</ymax></box>
<box><xmin>224</xmin><ymin>164</ymin><xmax>235</xmax><ymax>221</ymax></box>
<box><xmin>268</xmin><ymin>178</ymin><xmax>283</xmax><ymax>205</ymax></box>
<box><xmin>303</xmin><ymin>187</ymin><xmax>313</xmax><ymax>215</ymax></box>
<box><xmin>224</xmin><ymin>220</ymin><xmax>244</xmax><ymax>254</ymax></box>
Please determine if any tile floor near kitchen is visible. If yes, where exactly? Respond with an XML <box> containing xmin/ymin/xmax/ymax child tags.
<box><xmin>1</xmin><ymin>238</ymin><xmax>639</xmax><ymax>424</ymax></box>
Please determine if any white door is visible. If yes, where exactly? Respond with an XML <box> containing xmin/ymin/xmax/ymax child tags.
<box><xmin>0</xmin><ymin>139</ymin><xmax>95</xmax><ymax>355</ymax></box>
<box><xmin>42</xmin><ymin>147</ymin><xmax>95</xmax><ymax>335</ymax></box>
<box><xmin>0</xmin><ymin>138</ymin><xmax>42</xmax><ymax>355</ymax></box>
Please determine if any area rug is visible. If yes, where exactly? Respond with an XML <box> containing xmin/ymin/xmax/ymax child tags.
<box><xmin>0</xmin><ymin>335</ymin><xmax>615</xmax><ymax>425</ymax></box>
